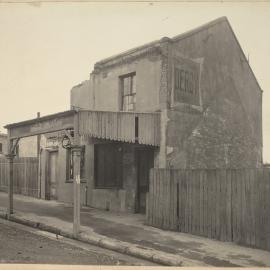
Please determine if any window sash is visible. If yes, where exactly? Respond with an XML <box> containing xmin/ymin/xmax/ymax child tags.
<box><xmin>120</xmin><ymin>73</ymin><xmax>136</xmax><ymax>111</ymax></box>
<box><xmin>122</xmin><ymin>93</ymin><xmax>136</xmax><ymax>111</ymax></box>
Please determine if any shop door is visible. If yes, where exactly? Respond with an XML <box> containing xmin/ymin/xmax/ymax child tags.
<box><xmin>48</xmin><ymin>151</ymin><xmax>58</xmax><ymax>200</ymax></box>
<box><xmin>136</xmin><ymin>149</ymin><xmax>154</xmax><ymax>213</ymax></box>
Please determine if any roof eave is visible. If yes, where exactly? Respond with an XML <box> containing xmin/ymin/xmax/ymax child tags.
<box><xmin>4</xmin><ymin>110</ymin><xmax>76</xmax><ymax>129</ymax></box>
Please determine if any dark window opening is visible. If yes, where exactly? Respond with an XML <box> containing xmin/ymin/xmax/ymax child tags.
<box><xmin>0</xmin><ymin>143</ymin><xmax>2</xmax><ymax>153</ymax></box>
<box><xmin>66</xmin><ymin>146</ymin><xmax>85</xmax><ymax>182</ymax></box>
<box><xmin>94</xmin><ymin>143</ymin><xmax>123</xmax><ymax>189</ymax></box>
<box><xmin>135</xmin><ymin>116</ymin><xmax>139</xmax><ymax>142</ymax></box>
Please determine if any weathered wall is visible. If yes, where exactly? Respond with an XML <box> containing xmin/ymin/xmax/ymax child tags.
<box><xmin>164</xmin><ymin>18</ymin><xmax>262</xmax><ymax>169</ymax></box>
<box><xmin>70</xmin><ymin>80</ymin><xmax>94</xmax><ymax>110</ymax></box>
<box><xmin>16</xmin><ymin>135</ymin><xmax>47</xmax><ymax>158</ymax></box>
<box><xmin>42</xmin><ymin>137</ymin><xmax>137</xmax><ymax>211</ymax></box>
<box><xmin>71</xmin><ymin>52</ymin><xmax>162</xmax><ymax>113</ymax></box>
<box><xmin>17</xmin><ymin>136</ymin><xmax>37</xmax><ymax>157</ymax></box>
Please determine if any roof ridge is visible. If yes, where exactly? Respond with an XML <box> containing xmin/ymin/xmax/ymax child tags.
<box><xmin>94</xmin><ymin>17</ymin><xmax>227</xmax><ymax>68</ymax></box>
<box><xmin>172</xmin><ymin>16</ymin><xmax>228</xmax><ymax>41</ymax></box>
<box><xmin>94</xmin><ymin>39</ymin><xmax>161</xmax><ymax>67</ymax></box>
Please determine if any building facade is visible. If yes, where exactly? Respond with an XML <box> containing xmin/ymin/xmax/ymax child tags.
<box><xmin>39</xmin><ymin>17</ymin><xmax>262</xmax><ymax>213</ymax></box>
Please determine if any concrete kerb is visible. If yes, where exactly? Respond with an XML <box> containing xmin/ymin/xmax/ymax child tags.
<box><xmin>0</xmin><ymin>210</ymin><xmax>183</xmax><ymax>266</ymax></box>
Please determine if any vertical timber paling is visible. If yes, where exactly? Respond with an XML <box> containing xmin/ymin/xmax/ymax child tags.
<box><xmin>146</xmin><ymin>168</ymin><xmax>270</xmax><ymax>252</ymax></box>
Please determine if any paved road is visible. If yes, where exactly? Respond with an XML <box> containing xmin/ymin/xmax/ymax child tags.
<box><xmin>0</xmin><ymin>219</ymin><xmax>157</xmax><ymax>265</ymax></box>
<box><xmin>1</xmin><ymin>192</ymin><xmax>270</xmax><ymax>267</ymax></box>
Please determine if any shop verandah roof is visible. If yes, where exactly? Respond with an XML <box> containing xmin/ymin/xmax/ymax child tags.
<box><xmin>5</xmin><ymin>110</ymin><xmax>160</xmax><ymax>146</ymax></box>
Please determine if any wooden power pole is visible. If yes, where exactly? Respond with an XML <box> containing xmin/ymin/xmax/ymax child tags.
<box><xmin>72</xmin><ymin>112</ymin><xmax>82</xmax><ymax>238</ymax></box>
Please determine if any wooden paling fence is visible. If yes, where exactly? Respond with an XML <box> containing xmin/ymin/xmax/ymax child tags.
<box><xmin>146</xmin><ymin>168</ymin><xmax>270</xmax><ymax>251</ymax></box>
<box><xmin>0</xmin><ymin>157</ymin><xmax>39</xmax><ymax>198</ymax></box>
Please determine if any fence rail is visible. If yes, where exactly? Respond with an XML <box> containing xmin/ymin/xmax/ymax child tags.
<box><xmin>146</xmin><ymin>168</ymin><xmax>270</xmax><ymax>251</ymax></box>
<box><xmin>0</xmin><ymin>157</ymin><xmax>39</xmax><ymax>198</ymax></box>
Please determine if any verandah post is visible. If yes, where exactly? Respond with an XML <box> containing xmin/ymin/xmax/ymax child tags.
<box><xmin>6</xmin><ymin>134</ymin><xmax>15</xmax><ymax>218</ymax></box>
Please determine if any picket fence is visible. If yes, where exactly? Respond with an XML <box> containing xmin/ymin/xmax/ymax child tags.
<box><xmin>0</xmin><ymin>157</ymin><xmax>39</xmax><ymax>198</ymax></box>
<box><xmin>146</xmin><ymin>168</ymin><xmax>270</xmax><ymax>251</ymax></box>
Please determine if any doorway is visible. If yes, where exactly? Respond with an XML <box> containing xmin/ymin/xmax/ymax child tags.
<box><xmin>46</xmin><ymin>150</ymin><xmax>58</xmax><ymax>200</ymax></box>
<box><xmin>136</xmin><ymin>148</ymin><xmax>154</xmax><ymax>214</ymax></box>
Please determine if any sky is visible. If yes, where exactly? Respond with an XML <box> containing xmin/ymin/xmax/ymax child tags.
<box><xmin>0</xmin><ymin>2</ymin><xmax>270</xmax><ymax>162</ymax></box>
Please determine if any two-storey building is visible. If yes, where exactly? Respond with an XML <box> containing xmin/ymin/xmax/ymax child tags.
<box><xmin>36</xmin><ymin>17</ymin><xmax>262</xmax><ymax>213</ymax></box>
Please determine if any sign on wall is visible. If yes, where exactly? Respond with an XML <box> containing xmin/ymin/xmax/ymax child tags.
<box><xmin>173</xmin><ymin>57</ymin><xmax>200</xmax><ymax>106</ymax></box>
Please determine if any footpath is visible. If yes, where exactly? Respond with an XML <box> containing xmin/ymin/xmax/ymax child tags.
<box><xmin>0</xmin><ymin>192</ymin><xmax>270</xmax><ymax>267</ymax></box>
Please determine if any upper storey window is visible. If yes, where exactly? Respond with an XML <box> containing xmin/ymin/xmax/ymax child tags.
<box><xmin>120</xmin><ymin>72</ymin><xmax>136</xmax><ymax>111</ymax></box>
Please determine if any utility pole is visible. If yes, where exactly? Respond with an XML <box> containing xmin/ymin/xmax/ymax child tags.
<box><xmin>37</xmin><ymin>112</ymin><xmax>41</xmax><ymax>198</ymax></box>
<box><xmin>72</xmin><ymin>111</ymin><xmax>82</xmax><ymax>238</ymax></box>
<box><xmin>37</xmin><ymin>112</ymin><xmax>41</xmax><ymax>157</ymax></box>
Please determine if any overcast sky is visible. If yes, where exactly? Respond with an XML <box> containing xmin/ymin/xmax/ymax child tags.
<box><xmin>0</xmin><ymin>2</ymin><xmax>269</xmax><ymax>162</ymax></box>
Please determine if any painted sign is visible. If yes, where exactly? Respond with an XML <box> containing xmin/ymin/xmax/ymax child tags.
<box><xmin>173</xmin><ymin>57</ymin><xmax>200</xmax><ymax>106</ymax></box>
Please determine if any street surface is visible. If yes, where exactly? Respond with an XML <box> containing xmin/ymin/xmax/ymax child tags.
<box><xmin>0</xmin><ymin>219</ymin><xmax>157</xmax><ymax>265</ymax></box>
<box><xmin>1</xmin><ymin>192</ymin><xmax>270</xmax><ymax>267</ymax></box>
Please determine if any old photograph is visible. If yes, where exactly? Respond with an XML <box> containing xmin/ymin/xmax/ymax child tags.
<box><xmin>0</xmin><ymin>1</ymin><xmax>270</xmax><ymax>267</ymax></box>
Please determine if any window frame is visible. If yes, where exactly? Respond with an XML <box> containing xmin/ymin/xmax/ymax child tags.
<box><xmin>66</xmin><ymin>146</ymin><xmax>86</xmax><ymax>183</ymax></box>
<box><xmin>119</xmin><ymin>72</ymin><xmax>136</xmax><ymax>112</ymax></box>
